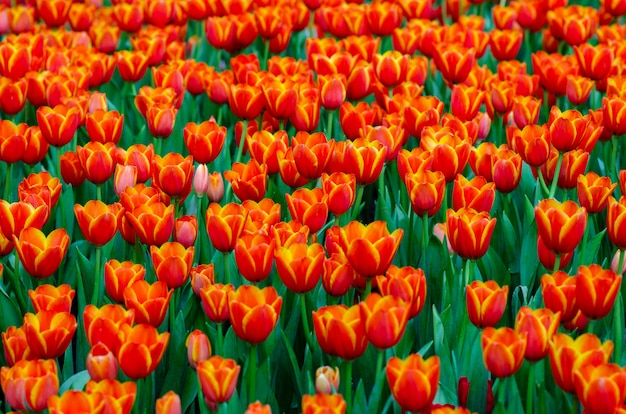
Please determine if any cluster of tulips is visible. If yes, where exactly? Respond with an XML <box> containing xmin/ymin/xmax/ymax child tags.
<box><xmin>2</xmin><ymin>0</ymin><xmax>626</xmax><ymax>412</ymax></box>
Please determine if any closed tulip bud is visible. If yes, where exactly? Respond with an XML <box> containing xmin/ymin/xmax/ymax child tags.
<box><xmin>186</xmin><ymin>329</ymin><xmax>211</xmax><ymax>370</ymax></box>
<box><xmin>576</xmin><ymin>264</ymin><xmax>622</xmax><ymax>320</ymax></box>
<box><xmin>549</xmin><ymin>333</ymin><xmax>613</xmax><ymax>393</ymax></box>
<box><xmin>315</xmin><ymin>366</ymin><xmax>340</xmax><ymax>394</ymax></box>
<box><xmin>114</xmin><ymin>164</ymin><xmax>137</xmax><ymax>196</ymax></box>
<box><xmin>193</xmin><ymin>164</ymin><xmax>209</xmax><ymax>197</ymax></box>
<box><xmin>207</xmin><ymin>171</ymin><xmax>225</xmax><ymax>203</ymax></box>
<box><xmin>200</xmin><ymin>283</ymin><xmax>234</xmax><ymax>324</ymax></box>
<box><xmin>197</xmin><ymin>357</ymin><xmax>240</xmax><ymax>409</ymax></box>
<box><xmin>514</xmin><ymin>306</ymin><xmax>561</xmax><ymax>361</ymax></box>
<box><xmin>246</xmin><ymin>401</ymin><xmax>272</xmax><ymax>414</ymax></box>
<box><xmin>482</xmin><ymin>327</ymin><xmax>527</xmax><ymax>378</ymax></box>
<box><xmin>466</xmin><ymin>280</ymin><xmax>508</xmax><ymax>328</ymax></box>
<box><xmin>386</xmin><ymin>353</ymin><xmax>440</xmax><ymax>413</ymax></box>
<box><xmin>191</xmin><ymin>264</ymin><xmax>215</xmax><ymax>297</ymax></box>
<box><xmin>174</xmin><ymin>216</ymin><xmax>198</xmax><ymax>249</ymax></box>
<box><xmin>86</xmin><ymin>343</ymin><xmax>118</xmax><ymax>381</ymax></box>
<box><xmin>156</xmin><ymin>391</ymin><xmax>182</xmax><ymax>414</ymax></box>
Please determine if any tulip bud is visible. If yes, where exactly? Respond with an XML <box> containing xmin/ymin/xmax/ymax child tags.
<box><xmin>87</xmin><ymin>91</ymin><xmax>108</xmax><ymax>114</ymax></box>
<box><xmin>114</xmin><ymin>164</ymin><xmax>137</xmax><ymax>196</ymax></box>
<box><xmin>186</xmin><ymin>329</ymin><xmax>212</xmax><ymax>370</ymax></box>
<box><xmin>174</xmin><ymin>216</ymin><xmax>198</xmax><ymax>248</ymax></box>
<box><xmin>611</xmin><ymin>250</ymin><xmax>626</xmax><ymax>275</ymax></box>
<box><xmin>86</xmin><ymin>343</ymin><xmax>118</xmax><ymax>381</ymax></box>
<box><xmin>207</xmin><ymin>171</ymin><xmax>224</xmax><ymax>203</ymax></box>
<box><xmin>156</xmin><ymin>391</ymin><xmax>182</xmax><ymax>414</ymax></box>
<box><xmin>194</xmin><ymin>164</ymin><xmax>209</xmax><ymax>197</ymax></box>
<box><xmin>315</xmin><ymin>366</ymin><xmax>340</xmax><ymax>394</ymax></box>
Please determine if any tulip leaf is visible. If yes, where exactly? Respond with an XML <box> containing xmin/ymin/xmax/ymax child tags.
<box><xmin>279</xmin><ymin>328</ymin><xmax>304</xmax><ymax>398</ymax></box>
<box><xmin>477</xmin><ymin>247</ymin><xmax>510</xmax><ymax>288</ymax></box>
<box><xmin>181</xmin><ymin>368</ymin><xmax>198</xmax><ymax>414</ymax></box>
<box><xmin>73</xmin><ymin>242</ymin><xmax>96</xmax><ymax>299</ymax></box>
<box><xmin>520</xmin><ymin>224</ymin><xmax>539</xmax><ymax>291</ymax></box>
<box><xmin>59</xmin><ymin>370</ymin><xmax>90</xmax><ymax>394</ymax></box>
<box><xmin>432</xmin><ymin>306</ymin><xmax>457</xmax><ymax>401</ymax></box>
<box><xmin>222</xmin><ymin>325</ymin><xmax>241</xmax><ymax>360</ymax></box>
<box><xmin>582</xmin><ymin>229</ymin><xmax>606</xmax><ymax>265</ymax></box>
<box><xmin>353</xmin><ymin>379</ymin><xmax>368</xmax><ymax>414</ymax></box>
<box><xmin>160</xmin><ymin>311</ymin><xmax>188</xmax><ymax>395</ymax></box>
<box><xmin>0</xmin><ymin>284</ymin><xmax>21</xmax><ymax>332</ymax></box>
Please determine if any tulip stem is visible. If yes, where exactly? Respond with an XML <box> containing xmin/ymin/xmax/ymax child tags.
<box><xmin>90</xmin><ymin>247</ymin><xmax>102</xmax><ymax>307</ymax></box>
<box><xmin>96</xmin><ymin>184</ymin><xmax>102</xmax><ymax>202</ymax></box>
<box><xmin>577</xmin><ymin>222</ymin><xmax>589</xmax><ymax>268</ymax></box>
<box><xmin>406</xmin><ymin>210</ymin><xmax>414</xmax><ymax>264</ymax></box>
<box><xmin>364</xmin><ymin>278</ymin><xmax>373</xmax><ymax>299</ymax></box>
<box><xmin>262</xmin><ymin>40</ymin><xmax>270</xmax><ymax>72</ymax></box>
<box><xmin>547</xmin><ymin>152</ymin><xmax>563</xmax><ymax>200</ymax></box>
<box><xmin>526</xmin><ymin>361</ymin><xmax>535</xmax><ymax>414</ymax></box>
<box><xmin>223</xmin><ymin>252</ymin><xmax>231</xmax><ymax>285</ymax></box>
<box><xmin>248</xmin><ymin>343</ymin><xmax>257</xmax><ymax>402</ymax></box>
<box><xmin>613</xmin><ymin>293</ymin><xmax>624</xmax><ymax>365</ymax></box>
<box><xmin>463</xmin><ymin>259</ymin><xmax>473</xmax><ymax>287</ymax></box>
<box><xmin>300</xmin><ymin>294</ymin><xmax>315</xmax><ymax>351</ymax></box>
<box><xmin>350</xmin><ymin>185</ymin><xmax>364</xmax><ymax>221</ymax></box>
<box><xmin>327</xmin><ymin>110</ymin><xmax>334</xmax><ymax>140</ymax></box>
<box><xmin>197</xmin><ymin>375</ymin><xmax>210</xmax><ymax>414</ymax></box>
<box><xmin>342</xmin><ymin>359</ymin><xmax>353</xmax><ymax>414</ymax></box>
<box><xmin>154</xmin><ymin>137</ymin><xmax>163</xmax><ymax>158</ymax></box>
<box><xmin>234</xmin><ymin>119</ymin><xmax>248</xmax><ymax>166</ymax></box>
<box><xmin>4</xmin><ymin>162</ymin><xmax>12</xmax><ymax>201</ymax></box>
<box><xmin>552</xmin><ymin>254</ymin><xmax>561</xmax><ymax>275</ymax></box>
<box><xmin>11</xmin><ymin>253</ymin><xmax>27</xmax><ymax>313</ymax></box>
<box><xmin>422</xmin><ymin>212</ymin><xmax>429</xmax><ymax>270</ymax></box>
<box><xmin>216</xmin><ymin>323</ymin><xmax>223</xmax><ymax>356</ymax></box>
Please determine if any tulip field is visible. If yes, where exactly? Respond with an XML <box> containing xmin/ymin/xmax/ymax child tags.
<box><xmin>1</xmin><ymin>0</ymin><xmax>626</xmax><ymax>412</ymax></box>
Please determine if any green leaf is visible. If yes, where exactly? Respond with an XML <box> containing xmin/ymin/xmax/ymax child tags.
<box><xmin>0</xmin><ymin>284</ymin><xmax>21</xmax><ymax>332</ymax></box>
<box><xmin>160</xmin><ymin>311</ymin><xmax>189</xmax><ymax>395</ymax></box>
<box><xmin>583</xmin><ymin>229</ymin><xmax>606</xmax><ymax>265</ymax></box>
<box><xmin>181</xmin><ymin>367</ymin><xmax>198</xmax><ymax>414</ymax></box>
<box><xmin>432</xmin><ymin>306</ymin><xmax>456</xmax><ymax>400</ymax></box>
<box><xmin>353</xmin><ymin>380</ymin><xmax>368</xmax><ymax>413</ymax></box>
<box><xmin>279</xmin><ymin>328</ymin><xmax>304</xmax><ymax>398</ymax></box>
<box><xmin>520</xmin><ymin>224</ymin><xmax>539</xmax><ymax>291</ymax></box>
<box><xmin>59</xmin><ymin>370</ymin><xmax>90</xmax><ymax>393</ymax></box>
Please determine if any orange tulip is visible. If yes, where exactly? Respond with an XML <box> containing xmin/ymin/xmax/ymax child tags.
<box><xmin>229</xmin><ymin>83</ymin><xmax>265</xmax><ymax>121</ymax></box>
<box><xmin>386</xmin><ymin>353</ymin><xmax>440</xmax><ymax>413</ymax></box>
<box><xmin>174</xmin><ymin>215</ymin><xmax>198</xmax><ymax>248</ymax></box>
<box><xmin>313</xmin><ymin>304</ymin><xmax>368</xmax><ymax>360</ymax></box>
<box><xmin>466</xmin><ymin>280</ymin><xmax>508</xmax><ymax>328</ymax></box>
<box><xmin>292</xmin><ymin>131</ymin><xmax>334</xmax><ymax>180</ymax></box>
<box><xmin>104</xmin><ymin>260</ymin><xmax>146</xmax><ymax>304</ymax></box>
<box><xmin>342</xmin><ymin>138</ymin><xmax>387</xmax><ymax>185</ymax></box>
<box><xmin>83</xmin><ymin>304</ymin><xmax>134</xmax><ymax>356</ymax></box>
<box><xmin>235</xmin><ymin>232</ymin><xmax>275</xmax><ymax>283</ymax></box>
<box><xmin>322</xmin><ymin>172</ymin><xmax>356</xmax><ymax>217</ymax></box>
<box><xmin>0</xmin><ymin>359</ymin><xmax>59</xmax><ymax>412</ymax></box>
<box><xmin>228</xmin><ymin>285</ymin><xmax>282</xmax><ymax>344</ymax></box>
<box><xmin>247</xmin><ymin>130</ymin><xmax>289</xmax><ymax>175</ymax></box>
<box><xmin>22</xmin><ymin>126</ymin><xmax>50</xmax><ymax>167</ymax></box>
<box><xmin>260</xmin><ymin>79</ymin><xmax>297</xmax><ymax>120</ymax></box>
<box><xmin>47</xmin><ymin>390</ymin><xmax>103</xmax><ymax>414</ymax></box>
<box><xmin>372</xmin><ymin>51</ymin><xmax>408</xmax><ymax>89</ymax></box>
<box><xmin>36</xmin><ymin>104</ymin><xmax>80</xmax><ymax>148</ymax></box>
<box><xmin>577</xmin><ymin>172</ymin><xmax>616</xmax><ymax>214</ymax></box>
<box><xmin>13</xmin><ymin>227</ymin><xmax>69</xmax><ymax>279</ymax></box>
<box><xmin>123</xmin><ymin>280</ymin><xmax>173</xmax><ymax>327</ymax></box>
<box><xmin>86</xmin><ymin>343</ymin><xmax>118</xmax><ymax>382</ymax></box>
<box><xmin>322</xmin><ymin>253</ymin><xmax>356</xmax><ymax>297</ymax></box>
<box><xmin>574</xmin><ymin>363</ymin><xmax>626</xmax><ymax>414</ymax></box>
<box><xmin>541</xmin><ymin>271</ymin><xmax>578</xmax><ymax>323</ymax></box>
<box><xmin>199</xmin><ymin>283</ymin><xmax>234</xmax><ymax>324</ymax></box>
<box><xmin>548</xmin><ymin>109</ymin><xmax>588</xmax><ymax>152</ymax></box>
<box><xmin>446</xmin><ymin>208</ymin><xmax>496</xmax><ymax>260</ymax></box>
<box><xmin>508</xmin><ymin>124</ymin><xmax>551</xmax><ymax>167</ymax></box>
<box><xmin>574</xmin><ymin>42</ymin><xmax>613</xmax><ymax>81</ymax></box>
<box><xmin>183</xmin><ymin>119</ymin><xmax>226</xmax><ymax>165</ymax></box>
<box><xmin>534</xmin><ymin>199</ymin><xmax>587</xmax><ymax>254</ymax></box>
<box><xmin>548</xmin><ymin>333</ymin><xmax>613</xmax><ymax>393</ymax></box>
<box><xmin>421</xmin><ymin>126</ymin><xmax>471</xmax><ymax>182</ymax></box>
<box><xmin>86</xmin><ymin>110</ymin><xmax>124</xmax><ymax>144</ymax></box>
<box><xmin>365</xmin><ymin>2</ymin><xmax>403</xmax><ymax>36</ymax></box>
<box><xmin>116</xmin><ymin>50</ymin><xmax>150</xmax><ymax>84</ymax></box>
<box><xmin>285</xmin><ymin>188</ymin><xmax>328</xmax><ymax>233</ymax></box>
<box><xmin>433</xmin><ymin>45</ymin><xmax>475</xmax><ymax>85</ymax></box>
<box><xmin>339</xmin><ymin>101</ymin><xmax>379</xmax><ymax>141</ymax></box>
<box><xmin>576</xmin><ymin>264</ymin><xmax>622</xmax><ymax>320</ymax></box>
<box><xmin>360</xmin><ymin>293</ymin><xmax>409</xmax><ymax>349</ymax></box>
<box><xmin>514</xmin><ymin>306</ymin><xmax>561</xmax><ymax>361</ymax></box>
<box><xmin>318</xmin><ymin>74</ymin><xmax>347</xmax><ymax>111</ymax></box>
<box><xmin>205</xmin><ymin>202</ymin><xmax>248</xmax><ymax>253</ymax></box>
<box><xmin>489</xmin><ymin>29</ymin><xmax>523</xmax><ymax>61</ymax></box>
<box><xmin>197</xmin><ymin>356</ymin><xmax>240</xmax><ymax>410</ymax></box>
<box><xmin>547</xmin><ymin>6</ymin><xmax>597</xmax><ymax>46</ymax></box>
<box><xmin>275</xmin><ymin>240</ymin><xmax>325</xmax><ymax>294</ymax></box>
<box><xmin>450</xmin><ymin>85</ymin><xmax>485</xmax><ymax>122</ymax></box>
<box><xmin>602</xmin><ymin>96</ymin><xmax>626</xmax><ymax>137</ymax></box>
<box><xmin>85</xmin><ymin>378</ymin><xmax>136</xmax><ymax>414</ymax></box>
<box><xmin>28</xmin><ymin>284</ymin><xmax>74</xmax><ymax>313</ymax></box>
<box><xmin>405</xmin><ymin>170</ymin><xmax>446</xmax><ymax>217</ymax></box>
<box><xmin>74</xmin><ymin>200</ymin><xmax>122</xmax><ymax>247</ymax></box>
<box><xmin>0</xmin><ymin>78</ymin><xmax>28</xmax><ymax>116</ymax></box>
<box><xmin>125</xmin><ymin>200</ymin><xmax>175</xmax><ymax>246</ymax></box>
<box><xmin>481</xmin><ymin>327</ymin><xmax>527</xmax><ymax>378</ymax></box>
<box><xmin>302</xmin><ymin>394</ymin><xmax>346</xmax><ymax>414</ymax></box>
<box><xmin>151</xmin><ymin>153</ymin><xmax>194</xmax><ymax>202</ymax></box>
<box><xmin>566</xmin><ymin>76</ymin><xmax>594</xmax><ymax>106</ymax></box>
<box><xmin>23</xmin><ymin>310</ymin><xmax>76</xmax><ymax>359</ymax></box>
<box><xmin>608</xmin><ymin>196</ymin><xmax>626</xmax><ymax>249</ymax></box>
<box><xmin>117</xmin><ymin>143</ymin><xmax>154</xmax><ymax>183</ymax></box>
<box><xmin>224</xmin><ymin>159</ymin><xmax>268</xmax><ymax>202</ymax></box>
<box><xmin>76</xmin><ymin>141</ymin><xmax>118</xmax><ymax>185</ymax></box>
<box><xmin>246</xmin><ymin>401</ymin><xmax>272</xmax><ymax>414</ymax></box>
<box><xmin>376</xmin><ymin>265</ymin><xmax>427</xmax><ymax>319</ymax></box>
<box><xmin>452</xmin><ymin>175</ymin><xmax>495</xmax><ymax>213</ymax></box>
<box><xmin>150</xmin><ymin>241</ymin><xmax>194</xmax><ymax>289</ymax></box>
<box><xmin>540</xmin><ymin>148</ymin><xmax>589</xmax><ymax>191</ymax></box>
<box><xmin>117</xmin><ymin>323</ymin><xmax>169</xmax><ymax>379</ymax></box>
<box><xmin>2</xmin><ymin>326</ymin><xmax>32</xmax><ymax>367</ymax></box>
<box><xmin>338</xmin><ymin>221</ymin><xmax>403</xmax><ymax>278</ymax></box>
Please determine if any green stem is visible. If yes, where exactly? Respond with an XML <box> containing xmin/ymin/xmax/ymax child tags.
<box><xmin>223</xmin><ymin>252</ymin><xmax>231</xmax><ymax>285</ymax></box>
<box><xmin>376</xmin><ymin>164</ymin><xmax>387</xmax><ymax>221</ymax></box>
<box><xmin>350</xmin><ymin>185</ymin><xmax>364</xmax><ymax>221</ymax></box>
<box><xmin>548</xmin><ymin>152</ymin><xmax>563</xmax><ymax>200</ymax></box>
<box><xmin>375</xmin><ymin>348</ymin><xmax>384</xmax><ymax>383</ymax></box>
<box><xmin>154</xmin><ymin>137</ymin><xmax>163</xmax><ymax>158</ymax></box>
<box><xmin>90</xmin><ymin>247</ymin><xmax>102</xmax><ymax>306</ymax></box>
<box><xmin>96</xmin><ymin>184</ymin><xmax>102</xmax><ymax>202</ymax></box>
<box><xmin>133</xmin><ymin>236</ymin><xmax>143</xmax><ymax>263</ymax></box>
<box><xmin>406</xmin><ymin>210</ymin><xmax>414</xmax><ymax>265</ymax></box>
<box><xmin>197</xmin><ymin>374</ymin><xmax>210</xmax><ymax>414</ymax></box>
<box><xmin>215</xmin><ymin>49</ymin><xmax>222</xmax><ymax>70</ymax></box>
<box><xmin>537</xmin><ymin>172</ymin><xmax>549</xmax><ymax>201</ymax></box>
<box><xmin>333</xmin><ymin>215</ymin><xmax>340</xmax><ymax>227</ymax></box>
<box><xmin>577</xmin><ymin>222</ymin><xmax>589</xmax><ymax>267</ymax></box>
<box><xmin>300</xmin><ymin>294</ymin><xmax>315</xmax><ymax>351</ymax></box>
<box><xmin>463</xmin><ymin>258</ymin><xmax>473</xmax><ymax>287</ymax></box>
<box><xmin>195</xmin><ymin>196</ymin><xmax>205</xmax><ymax>265</ymax></box>
<box><xmin>327</xmin><ymin>110</ymin><xmax>334</xmax><ymax>140</ymax></box>
<box><xmin>217</xmin><ymin>323</ymin><xmax>224</xmax><ymax>356</ymax></box>
<box><xmin>526</xmin><ymin>362</ymin><xmax>535</xmax><ymax>414</ymax></box>
<box><xmin>169</xmin><ymin>288</ymin><xmax>179</xmax><ymax>331</ymax></box>
<box><xmin>342</xmin><ymin>360</ymin><xmax>353</xmax><ymax>414</ymax></box>
<box><xmin>618</xmin><ymin>249</ymin><xmax>625</xmax><ymax>276</ymax></box>
<box><xmin>364</xmin><ymin>278</ymin><xmax>373</xmax><ymax>299</ymax></box>
<box><xmin>552</xmin><ymin>254</ymin><xmax>561</xmax><ymax>274</ymax></box>
<box><xmin>234</xmin><ymin>119</ymin><xmax>248</xmax><ymax>166</ymax></box>
<box><xmin>422</xmin><ymin>212</ymin><xmax>429</xmax><ymax>270</ymax></box>
<box><xmin>248</xmin><ymin>344</ymin><xmax>257</xmax><ymax>402</ymax></box>
<box><xmin>12</xmin><ymin>252</ymin><xmax>27</xmax><ymax>313</ymax></box>
<box><xmin>262</xmin><ymin>40</ymin><xmax>270</xmax><ymax>71</ymax></box>
<box><xmin>612</xmin><ymin>137</ymin><xmax>620</xmax><ymax>182</ymax></box>
<box><xmin>613</xmin><ymin>293</ymin><xmax>624</xmax><ymax>365</ymax></box>
<box><xmin>4</xmin><ymin>162</ymin><xmax>12</xmax><ymax>201</ymax></box>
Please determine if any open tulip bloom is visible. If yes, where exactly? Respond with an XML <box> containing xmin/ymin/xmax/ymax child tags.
<box><xmin>2</xmin><ymin>2</ymin><xmax>626</xmax><ymax>414</ymax></box>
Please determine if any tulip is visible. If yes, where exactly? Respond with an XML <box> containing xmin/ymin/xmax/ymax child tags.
<box><xmin>574</xmin><ymin>363</ymin><xmax>626</xmax><ymax>414</ymax></box>
<box><xmin>74</xmin><ymin>200</ymin><xmax>123</xmax><ymax>247</ymax></box>
<box><xmin>0</xmin><ymin>120</ymin><xmax>27</xmax><ymax>164</ymax></box>
<box><xmin>452</xmin><ymin>175</ymin><xmax>495</xmax><ymax>213</ymax></box>
<box><xmin>576</xmin><ymin>264</ymin><xmax>622</xmax><ymax>320</ymax></box>
<box><xmin>386</xmin><ymin>353</ymin><xmax>440</xmax><ymax>412</ymax></box>
<box><xmin>360</xmin><ymin>293</ymin><xmax>409</xmax><ymax>349</ymax></box>
<box><xmin>607</xmin><ymin>196</ymin><xmax>626</xmax><ymax>249</ymax></box>
<box><xmin>28</xmin><ymin>284</ymin><xmax>74</xmax><ymax>313</ymax></box>
<box><xmin>83</xmin><ymin>304</ymin><xmax>135</xmax><ymax>355</ymax></box>
<box><xmin>342</xmin><ymin>138</ymin><xmax>388</xmax><ymax>185</ymax></box>
<box><xmin>205</xmin><ymin>202</ymin><xmax>248</xmax><ymax>253</ymax></box>
<box><xmin>446</xmin><ymin>208</ymin><xmax>496</xmax><ymax>260</ymax></box>
<box><xmin>481</xmin><ymin>327</ymin><xmax>527</xmax><ymax>378</ymax></box>
<box><xmin>187</xmin><ymin>329</ymin><xmax>211</xmax><ymax>370</ymax></box>
<box><xmin>372</xmin><ymin>50</ymin><xmax>408</xmax><ymax>89</ymax></box>
<box><xmin>315</xmin><ymin>366</ymin><xmax>340</xmax><ymax>394</ymax></box>
<box><xmin>86</xmin><ymin>343</ymin><xmax>118</xmax><ymax>381</ymax></box>
<box><xmin>224</xmin><ymin>159</ymin><xmax>268</xmax><ymax>202</ymax></box>
<box><xmin>0</xmin><ymin>198</ymin><xmax>49</xmax><ymax>240</ymax></box>
<box><xmin>104</xmin><ymin>260</ymin><xmax>146</xmax><ymax>304</ymax></box>
<box><xmin>405</xmin><ymin>170</ymin><xmax>446</xmax><ymax>217</ymax></box>
<box><xmin>514</xmin><ymin>306</ymin><xmax>561</xmax><ymax>361</ymax></box>
<box><xmin>118</xmin><ymin>143</ymin><xmax>154</xmax><ymax>183</ymax></box>
<box><xmin>302</xmin><ymin>394</ymin><xmax>346</xmax><ymax>414</ymax></box>
<box><xmin>0</xmin><ymin>359</ymin><xmax>59</xmax><ymax>412</ymax></box>
<box><xmin>197</xmin><ymin>356</ymin><xmax>240</xmax><ymax>410</ymax></box>
<box><xmin>86</xmin><ymin>109</ymin><xmax>124</xmax><ymax>144</ymax></box>
<box><xmin>246</xmin><ymin>401</ymin><xmax>272</xmax><ymax>414</ymax></box>
<box><xmin>577</xmin><ymin>172</ymin><xmax>617</xmax><ymax>214</ymax></box>
<box><xmin>85</xmin><ymin>378</ymin><xmax>137</xmax><ymax>414</ymax></box>
<box><xmin>534</xmin><ymin>199</ymin><xmax>587</xmax><ymax>255</ymax></box>
<box><xmin>123</xmin><ymin>280</ymin><xmax>173</xmax><ymax>327</ymax></box>
<box><xmin>199</xmin><ymin>283</ymin><xmax>234</xmax><ymax>324</ymax></box>
<box><xmin>150</xmin><ymin>241</ymin><xmax>194</xmax><ymax>289</ymax></box>
<box><xmin>548</xmin><ymin>333</ymin><xmax>614</xmax><ymax>393</ymax></box>
<box><xmin>292</xmin><ymin>131</ymin><xmax>334</xmax><ymax>180</ymax></box>
<box><xmin>2</xmin><ymin>325</ymin><xmax>32</xmax><ymax>367</ymax></box>
<box><xmin>322</xmin><ymin>253</ymin><xmax>356</xmax><ymax>297</ymax></box>
<box><xmin>322</xmin><ymin>172</ymin><xmax>356</xmax><ymax>217</ymax></box>
<box><xmin>466</xmin><ymin>280</ymin><xmax>508</xmax><ymax>328</ymax></box>
<box><xmin>48</xmin><ymin>390</ymin><xmax>102</xmax><ymax>414</ymax></box>
<box><xmin>376</xmin><ymin>266</ymin><xmax>427</xmax><ymax>319</ymax></box>
<box><xmin>117</xmin><ymin>324</ymin><xmax>169</xmax><ymax>379</ymax></box>
<box><xmin>228</xmin><ymin>285</ymin><xmax>282</xmax><ymax>344</ymax></box>
<box><xmin>151</xmin><ymin>153</ymin><xmax>194</xmax><ymax>203</ymax></box>
<box><xmin>235</xmin><ymin>232</ymin><xmax>275</xmax><ymax>283</ymax></box>
<box><xmin>286</xmin><ymin>188</ymin><xmax>329</xmax><ymax>234</ymax></box>
<box><xmin>312</xmin><ymin>304</ymin><xmax>368</xmax><ymax>360</ymax></box>
<box><xmin>541</xmin><ymin>271</ymin><xmax>578</xmax><ymax>323</ymax></box>
<box><xmin>191</xmin><ymin>264</ymin><xmax>215</xmax><ymax>296</ymax></box>
<box><xmin>338</xmin><ymin>221</ymin><xmax>403</xmax><ymax>278</ymax></box>
<box><xmin>13</xmin><ymin>227</ymin><xmax>69</xmax><ymax>279</ymax></box>
<box><xmin>36</xmin><ymin>104</ymin><xmax>80</xmax><ymax>147</ymax></box>
<box><xmin>174</xmin><ymin>216</ymin><xmax>198</xmax><ymax>248</ymax></box>
<box><xmin>275</xmin><ymin>240</ymin><xmax>325</xmax><ymax>295</ymax></box>
<box><xmin>114</xmin><ymin>164</ymin><xmax>138</xmax><ymax>196</ymax></box>
<box><xmin>125</xmin><ymin>201</ymin><xmax>175</xmax><ymax>246</ymax></box>
<box><xmin>23</xmin><ymin>310</ymin><xmax>77</xmax><ymax>359</ymax></box>
<box><xmin>433</xmin><ymin>44</ymin><xmax>475</xmax><ymax>85</ymax></box>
